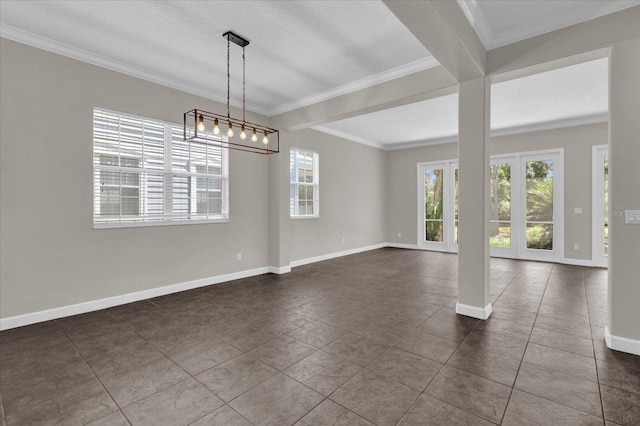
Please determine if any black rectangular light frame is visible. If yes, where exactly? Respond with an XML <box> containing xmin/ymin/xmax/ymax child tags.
<box><xmin>184</xmin><ymin>109</ymin><xmax>279</xmax><ymax>155</ymax></box>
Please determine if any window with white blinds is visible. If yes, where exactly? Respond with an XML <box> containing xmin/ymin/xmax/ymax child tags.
<box><xmin>290</xmin><ymin>149</ymin><xmax>319</xmax><ymax>218</ymax></box>
<box><xmin>93</xmin><ymin>108</ymin><xmax>229</xmax><ymax>227</ymax></box>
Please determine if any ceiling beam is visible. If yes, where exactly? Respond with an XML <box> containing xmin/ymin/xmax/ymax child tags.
<box><xmin>487</xmin><ymin>6</ymin><xmax>640</xmax><ymax>78</ymax></box>
<box><xmin>270</xmin><ymin>66</ymin><xmax>457</xmax><ymax>131</ymax></box>
<box><xmin>382</xmin><ymin>0</ymin><xmax>486</xmax><ymax>82</ymax></box>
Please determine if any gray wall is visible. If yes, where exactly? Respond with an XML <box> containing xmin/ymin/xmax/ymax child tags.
<box><xmin>281</xmin><ymin>130</ymin><xmax>387</xmax><ymax>262</ymax></box>
<box><xmin>387</xmin><ymin>123</ymin><xmax>608</xmax><ymax>261</ymax></box>
<box><xmin>0</xmin><ymin>39</ymin><xmax>386</xmax><ymax>319</ymax></box>
<box><xmin>0</xmin><ymin>37</ymin><xmax>614</xmax><ymax>322</ymax></box>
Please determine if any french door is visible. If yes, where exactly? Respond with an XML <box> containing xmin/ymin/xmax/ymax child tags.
<box><xmin>518</xmin><ymin>151</ymin><xmax>564</xmax><ymax>262</ymax></box>
<box><xmin>490</xmin><ymin>157</ymin><xmax>517</xmax><ymax>258</ymax></box>
<box><xmin>418</xmin><ymin>150</ymin><xmax>563</xmax><ymax>262</ymax></box>
<box><xmin>592</xmin><ymin>145</ymin><xmax>608</xmax><ymax>267</ymax></box>
<box><xmin>418</xmin><ymin>161</ymin><xmax>458</xmax><ymax>252</ymax></box>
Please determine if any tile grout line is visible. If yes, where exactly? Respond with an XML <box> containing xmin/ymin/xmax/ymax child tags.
<box><xmin>497</xmin><ymin>265</ymin><xmax>552</xmax><ymax>425</ymax></box>
<box><xmin>129</xmin><ymin>322</ymin><xmax>260</xmax><ymax>426</ymax></box>
<box><xmin>56</xmin><ymin>322</ymin><xmax>133</xmax><ymax>426</ymax></box>
<box><xmin>584</xmin><ymin>268</ymin><xmax>608</xmax><ymax>422</ymax></box>
<box><xmin>393</xmin><ymin>275</ymin><xmax>503</xmax><ymax>426</ymax></box>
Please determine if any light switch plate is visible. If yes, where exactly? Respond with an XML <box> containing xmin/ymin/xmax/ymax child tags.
<box><xmin>625</xmin><ymin>210</ymin><xmax>640</xmax><ymax>224</ymax></box>
<box><xmin>574</xmin><ymin>207</ymin><xmax>582</xmax><ymax>214</ymax></box>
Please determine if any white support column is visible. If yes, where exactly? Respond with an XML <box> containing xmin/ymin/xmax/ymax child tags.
<box><xmin>267</xmin><ymin>131</ymin><xmax>291</xmax><ymax>274</ymax></box>
<box><xmin>456</xmin><ymin>77</ymin><xmax>492</xmax><ymax>320</ymax></box>
<box><xmin>606</xmin><ymin>37</ymin><xmax>640</xmax><ymax>355</ymax></box>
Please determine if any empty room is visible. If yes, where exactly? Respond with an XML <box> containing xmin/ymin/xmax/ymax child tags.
<box><xmin>1</xmin><ymin>1</ymin><xmax>639</xmax><ymax>425</ymax></box>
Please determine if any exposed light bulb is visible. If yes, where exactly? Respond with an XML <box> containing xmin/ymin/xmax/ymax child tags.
<box><xmin>227</xmin><ymin>121</ymin><xmax>234</xmax><ymax>137</ymax></box>
<box><xmin>251</xmin><ymin>128</ymin><xmax>258</xmax><ymax>142</ymax></box>
<box><xmin>240</xmin><ymin>125</ymin><xmax>247</xmax><ymax>140</ymax></box>
<box><xmin>197</xmin><ymin>114</ymin><xmax>205</xmax><ymax>132</ymax></box>
<box><xmin>213</xmin><ymin>119</ymin><xmax>220</xmax><ymax>135</ymax></box>
<box><xmin>262</xmin><ymin>131</ymin><xmax>269</xmax><ymax>145</ymax></box>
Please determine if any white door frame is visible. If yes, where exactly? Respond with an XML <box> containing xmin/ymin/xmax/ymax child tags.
<box><xmin>417</xmin><ymin>150</ymin><xmax>564</xmax><ymax>261</ymax></box>
<box><xmin>489</xmin><ymin>155</ymin><xmax>519</xmax><ymax>259</ymax></box>
<box><xmin>517</xmin><ymin>149</ymin><xmax>564</xmax><ymax>262</ymax></box>
<box><xmin>592</xmin><ymin>145</ymin><xmax>608</xmax><ymax>268</ymax></box>
<box><xmin>417</xmin><ymin>161</ymin><xmax>457</xmax><ymax>252</ymax></box>
<box><xmin>449</xmin><ymin>162</ymin><xmax>459</xmax><ymax>254</ymax></box>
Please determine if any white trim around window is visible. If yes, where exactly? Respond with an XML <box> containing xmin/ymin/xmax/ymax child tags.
<box><xmin>290</xmin><ymin>148</ymin><xmax>319</xmax><ymax>218</ymax></box>
<box><xmin>93</xmin><ymin>107</ymin><xmax>229</xmax><ymax>229</ymax></box>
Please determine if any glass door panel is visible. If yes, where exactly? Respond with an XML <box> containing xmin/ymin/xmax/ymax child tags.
<box><xmin>525</xmin><ymin>160</ymin><xmax>554</xmax><ymax>251</ymax></box>
<box><xmin>490</xmin><ymin>163</ymin><xmax>512</xmax><ymax>248</ymax></box>
<box><xmin>518</xmin><ymin>151</ymin><xmax>562</xmax><ymax>262</ymax></box>
<box><xmin>424</xmin><ymin>168</ymin><xmax>444</xmax><ymax>242</ymax></box>
<box><xmin>592</xmin><ymin>145</ymin><xmax>608</xmax><ymax>267</ymax></box>
<box><xmin>604</xmin><ymin>155</ymin><xmax>609</xmax><ymax>255</ymax></box>
<box><xmin>454</xmin><ymin>167</ymin><xmax>459</xmax><ymax>245</ymax></box>
<box><xmin>418</xmin><ymin>162</ymin><xmax>454</xmax><ymax>252</ymax></box>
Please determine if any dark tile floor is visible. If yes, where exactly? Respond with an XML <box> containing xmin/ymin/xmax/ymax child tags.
<box><xmin>1</xmin><ymin>248</ymin><xmax>639</xmax><ymax>425</ymax></box>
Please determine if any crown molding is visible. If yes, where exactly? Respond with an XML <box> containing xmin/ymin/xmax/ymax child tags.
<box><xmin>1</xmin><ymin>24</ymin><xmax>440</xmax><ymax>119</ymax></box>
<box><xmin>384</xmin><ymin>135</ymin><xmax>459</xmax><ymax>151</ymax></box>
<box><xmin>311</xmin><ymin>125</ymin><xmax>385</xmax><ymax>150</ymax></box>
<box><xmin>457</xmin><ymin>0</ymin><xmax>640</xmax><ymax>50</ymax></box>
<box><xmin>268</xmin><ymin>56</ymin><xmax>440</xmax><ymax>116</ymax></box>
<box><xmin>0</xmin><ymin>24</ymin><xmax>272</xmax><ymax>116</ymax></box>
<box><xmin>491</xmin><ymin>112</ymin><xmax>608</xmax><ymax>138</ymax></box>
<box><xmin>318</xmin><ymin>112</ymin><xmax>607</xmax><ymax>152</ymax></box>
<box><xmin>456</xmin><ymin>0</ymin><xmax>493</xmax><ymax>50</ymax></box>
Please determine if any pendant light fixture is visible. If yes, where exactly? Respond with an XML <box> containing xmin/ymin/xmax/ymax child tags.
<box><xmin>183</xmin><ymin>31</ymin><xmax>279</xmax><ymax>154</ymax></box>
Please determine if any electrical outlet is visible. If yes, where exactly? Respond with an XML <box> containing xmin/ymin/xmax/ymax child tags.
<box><xmin>625</xmin><ymin>210</ymin><xmax>640</xmax><ymax>224</ymax></box>
<box><xmin>574</xmin><ymin>207</ymin><xmax>582</xmax><ymax>214</ymax></box>
<box><xmin>573</xmin><ymin>244</ymin><xmax>579</xmax><ymax>251</ymax></box>
<box><xmin>341</xmin><ymin>237</ymin><xmax>345</xmax><ymax>243</ymax></box>
<box><xmin>236</xmin><ymin>252</ymin><xmax>242</xmax><ymax>261</ymax></box>
<box><xmin>397</xmin><ymin>232</ymin><xmax>401</xmax><ymax>238</ymax></box>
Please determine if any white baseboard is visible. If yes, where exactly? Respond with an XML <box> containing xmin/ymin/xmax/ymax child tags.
<box><xmin>604</xmin><ymin>326</ymin><xmax>640</xmax><ymax>356</ymax></box>
<box><xmin>0</xmin><ymin>240</ymin><xmax>608</xmax><ymax>331</ymax></box>
<box><xmin>290</xmin><ymin>243</ymin><xmax>387</xmax><ymax>267</ymax></box>
<box><xmin>268</xmin><ymin>265</ymin><xmax>291</xmax><ymax>274</ymax></box>
<box><xmin>1</xmin><ymin>243</ymin><xmax>388</xmax><ymax>331</ymax></box>
<box><xmin>386</xmin><ymin>242</ymin><xmax>420</xmax><ymax>250</ymax></box>
<box><xmin>0</xmin><ymin>266</ymin><xmax>272</xmax><ymax>331</ymax></box>
<box><xmin>456</xmin><ymin>302</ymin><xmax>493</xmax><ymax>320</ymax></box>
<box><xmin>561</xmin><ymin>257</ymin><xmax>600</xmax><ymax>267</ymax></box>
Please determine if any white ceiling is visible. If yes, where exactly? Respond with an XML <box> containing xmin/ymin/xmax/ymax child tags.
<box><xmin>491</xmin><ymin>57</ymin><xmax>608</xmax><ymax>131</ymax></box>
<box><xmin>458</xmin><ymin>0</ymin><xmax>640</xmax><ymax>49</ymax></box>
<box><xmin>0</xmin><ymin>0</ymin><xmax>435</xmax><ymax>116</ymax></box>
<box><xmin>314</xmin><ymin>94</ymin><xmax>459</xmax><ymax>149</ymax></box>
<box><xmin>319</xmin><ymin>58</ymin><xmax>608</xmax><ymax>149</ymax></box>
<box><xmin>0</xmin><ymin>1</ymin><xmax>629</xmax><ymax>149</ymax></box>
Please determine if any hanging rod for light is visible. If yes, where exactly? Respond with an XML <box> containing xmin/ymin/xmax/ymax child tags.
<box><xmin>183</xmin><ymin>31</ymin><xmax>279</xmax><ymax>155</ymax></box>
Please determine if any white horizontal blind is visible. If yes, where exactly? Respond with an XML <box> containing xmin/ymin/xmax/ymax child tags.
<box><xmin>93</xmin><ymin>108</ymin><xmax>228</xmax><ymax>226</ymax></box>
<box><xmin>290</xmin><ymin>149</ymin><xmax>319</xmax><ymax>217</ymax></box>
<box><xmin>170</xmin><ymin>127</ymin><xmax>228</xmax><ymax>221</ymax></box>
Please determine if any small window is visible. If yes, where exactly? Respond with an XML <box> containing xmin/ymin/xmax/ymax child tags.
<box><xmin>290</xmin><ymin>149</ymin><xmax>319</xmax><ymax>218</ymax></box>
<box><xmin>93</xmin><ymin>108</ymin><xmax>229</xmax><ymax>227</ymax></box>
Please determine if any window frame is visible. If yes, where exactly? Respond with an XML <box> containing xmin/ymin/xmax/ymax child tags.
<box><xmin>289</xmin><ymin>148</ymin><xmax>320</xmax><ymax>219</ymax></box>
<box><xmin>93</xmin><ymin>107</ymin><xmax>229</xmax><ymax>229</ymax></box>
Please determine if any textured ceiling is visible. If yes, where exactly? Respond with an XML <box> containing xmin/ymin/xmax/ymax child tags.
<box><xmin>0</xmin><ymin>0</ymin><xmax>434</xmax><ymax>115</ymax></box>
<box><xmin>491</xmin><ymin>58</ymin><xmax>608</xmax><ymax>131</ymax></box>
<box><xmin>314</xmin><ymin>94</ymin><xmax>459</xmax><ymax>149</ymax></box>
<box><xmin>0</xmin><ymin>1</ymin><xmax>624</xmax><ymax>148</ymax></box>
<box><xmin>318</xmin><ymin>58</ymin><xmax>608</xmax><ymax>148</ymax></box>
<box><xmin>458</xmin><ymin>0</ymin><xmax>640</xmax><ymax>49</ymax></box>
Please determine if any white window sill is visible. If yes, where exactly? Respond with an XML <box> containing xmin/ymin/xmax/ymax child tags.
<box><xmin>93</xmin><ymin>218</ymin><xmax>230</xmax><ymax>229</ymax></box>
<box><xmin>291</xmin><ymin>215</ymin><xmax>320</xmax><ymax>220</ymax></box>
